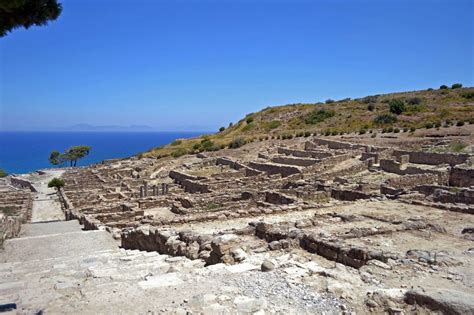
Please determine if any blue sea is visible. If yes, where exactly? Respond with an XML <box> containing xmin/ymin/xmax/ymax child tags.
<box><xmin>0</xmin><ymin>131</ymin><xmax>204</xmax><ymax>174</ymax></box>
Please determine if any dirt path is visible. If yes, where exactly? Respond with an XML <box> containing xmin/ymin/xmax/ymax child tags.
<box><xmin>28</xmin><ymin>170</ymin><xmax>65</xmax><ymax>223</ymax></box>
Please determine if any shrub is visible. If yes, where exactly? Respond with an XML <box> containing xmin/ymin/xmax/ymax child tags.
<box><xmin>407</xmin><ymin>97</ymin><xmax>422</xmax><ymax>105</ymax></box>
<box><xmin>219</xmin><ymin>126</ymin><xmax>225</xmax><ymax>132</ymax></box>
<box><xmin>325</xmin><ymin>99</ymin><xmax>335</xmax><ymax>104</ymax></box>
<box><xmin>439</xmin><ymin>85</ymin><xmax>448</xmax><ymax>90</ymax></box>
<box><xmin>229</xmin><ymin>137</ymin><xmax>246</xmax><ymax>149</ymax></box>
<box><xmin>201</xmin><ymin>139</ymin><xmax>218</xmax><ymax>151</ymax></box>
<box><xmin>374</xmin><ymin>114</ymin><xmax>397</xmax><ymax>125</ymax></box>
<box><xmin>171</xmin><ymin>148</ymin><xmax>188</xmax><ymax>158</ymax></box>
<box><xmin>304</xmin><ymin>109</ymin><xmax>336</xmax><ymax>124</ymax></box>
<box><xmin>171</xmin><ymin>140</ymin><xmax>182</xmax><ymax>146</ymax></box>
<box><xmin>393</xmin><ymin>128</ymin><xmax>400</xmax><ymax>133</ymax></box>
<box><xmin>331</xmin><ymin>130</ymin><xmax>338</xmax><ymax>136</ymax></box>
<box><xmin>362</xmin><ymin>95</ymin><xmax>378</xmax><ymax>104</ymax></box>
<box><xmin>48</xmin><ymin>178</ymin><xmax>65</xmax><ymax>189</ymax></box>
<box><xmin>403</xmin><ymin>127</ymin><xmax>409</xmax><ymax>132</ymax></box>
<box><xmin>434</xmin><ymin>121</ymin><xmax>441</xmax><ymax>128</ymax></box>
<box><xmin>367</xmin><ymin>104</ymin><xmax>375</xmax><ymax>111</ymax></box>
<box><xmin>425</xmin><ymin>122</ymin><xmax>434</xmax><ymax>129</ymax></box>
<box><xmin>245</xmin><ymin>116</ymin><xmax>254</xmax><ymax>124</ymax></box>
<box><xmin>427</xmin><ymin>88</ymin><xmax>433</xmax><ymax>91</ymax></box>
<box><xmin>359</xmin><ymin>129</ymin><xmax>367</xmax><ymax>135</ymax></box>
<box><xmin>0</xmin><ymin>169</ymin><xmax>7</xmax><ymax>178</ymax></box>
<box><xmin>461</xmin><ymin>92</ymin><xmax>474</xmax><ymax>99</ymax></box>
<box><xmin>410</xmin><ymin>127</ymin><xmax>416</xmax><ymax>132</ymax></box>
<box><xmin>389</xmin><ymin>99</ymin><xmax>406</xmax><ymax>115</ymax></box>
<box><xmin>324</xmin><ymin>130</ymin><xmax>331</xmax><ymax>136</ymax></box>
<box><xmin>304</xmin><ymin>131</ymin><xmax>311</xmax><ymax>137</ymax></box>
<box><xmin>228</xmin><ymin>122</ymin><xmax>233</xmax><ymax>127</ymax></box>
<box><xmin>371</xmin><ymin>133</ymin><xmax>377</xmax><ymax>138</ymax></box>
<box><xmin>192</xmin><ymin>143</ymin><xmax>201</xmax><ymax>150</ymax></box>
<box><xmin>387</xmin><ymin>127</ymin><xmax>394</xmax><ymax>133</ymax></box>
<box><xmin>456</xmin><ymin>120</ymin><xmax>465</xmax><ymax>126</ymax></box>
<box><xmin>261</xmin><ymin>120</ymin><xmax>281</xmax><ymax>131</ymax></box>
<box><xmin>242</xmin><ymin>122</ymin><xmax>255</xmax><ymax>132</ymax></box>
<box><xmin>451</xmin><ymin>83</ymin><xmax>462</xmax><ymax>89</ymax></box>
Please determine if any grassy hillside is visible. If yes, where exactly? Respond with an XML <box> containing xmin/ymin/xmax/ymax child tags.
<box><xmin>143</xmin><ymin>85</ymin><xmax>474</xmax><ymax>158</ymax></box>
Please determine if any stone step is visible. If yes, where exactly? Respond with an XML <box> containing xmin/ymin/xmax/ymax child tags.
<box><xmin>20</xmin><ymin>220</ymin><xmax>82</xmax><ymax>237</ymax></box>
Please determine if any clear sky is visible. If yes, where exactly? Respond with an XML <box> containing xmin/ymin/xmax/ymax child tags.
<box><xmin>1</xmin><ymin>0</ymin><xmax>472</xmax><ymax>131</ymax></box>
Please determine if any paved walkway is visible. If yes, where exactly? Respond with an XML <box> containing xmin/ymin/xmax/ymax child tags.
<box><xmin>28</xmin><ymin>170</ymin><xmax>65</xmax><ymax>223</ymax></box>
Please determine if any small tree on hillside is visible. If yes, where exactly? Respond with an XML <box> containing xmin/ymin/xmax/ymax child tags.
<box><xmin>389</xmin><ymin>99</ymin><xmax>406</xmax><ymax>115</ymax></box>
<box><xmin>48</xmin><ymin>177</ymin><xmax>64</xmax><ymax>190</ymax></box>
<box><xmin>0</xmin><ymin>169</ymin><xmax>7</xmax><ymax>178</ymax></box>
<box><xmin>48</xmin><ymin>145</ymin><xmax>91</xmax><ymax>167</ymax></box>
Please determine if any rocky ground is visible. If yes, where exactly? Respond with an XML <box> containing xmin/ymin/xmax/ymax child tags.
<box><xmin>1</xmin><ymin>126</ymin><xmax>474</xmax><ymax>314</ymax></box>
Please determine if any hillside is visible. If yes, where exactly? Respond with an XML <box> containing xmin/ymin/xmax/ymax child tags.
<box><xmin>144</xmin><ymin>85</ymin><xmax>474</xmax><ymax>158</ymax></box>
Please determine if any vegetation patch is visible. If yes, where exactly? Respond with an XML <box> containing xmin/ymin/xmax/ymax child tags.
<box><xmin>261</xmin><ymin>120</ymin><xmax>281</xmax><ymax>131</ymax></box>
<box><xmin>303</xmin><ymin>109</ymin><xmax>335</xmax><ymax>125</ymax></box>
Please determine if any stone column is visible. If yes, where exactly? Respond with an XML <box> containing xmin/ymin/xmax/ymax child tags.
<box><xmin>139</xmin><ymin>186</ymin><xmax>145</xmax><ymax>198</ymax></box>
<box><xmin>162</xmin><ymin>183</ymin><xmax>166</xmax><ymax>195</ymax></box>
<box><xmin>143</xmin><ymin>182</ymin><xmax>148</xmax><ymax>197</ymax></box>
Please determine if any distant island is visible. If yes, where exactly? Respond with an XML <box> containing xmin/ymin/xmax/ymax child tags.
<box><xmin>59</xmin><ymin>124</ymin><xmax>154</xmax><ymax>132</ymax></box>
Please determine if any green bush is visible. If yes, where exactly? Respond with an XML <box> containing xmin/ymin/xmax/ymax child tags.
<box><xmin>171</xmin><ymin>148</ymin><xmax>188</xmax><ymax>158</ymax></box>
<box><xmin>387</xmin><ymin>127</ymin><xmax>394</xmax><ymax>133</ymax></box>
<box><xmin>200</xmin><ymin>139</ymin><xmax>218</xmax><ymax>151</ymax></box>
<box><xmin>394</xmin><ymin>128</ymin><xmax>400</xmax><ymax>133</ymax></box>
<box><xmin>367</xmin><ymin>104</ymin><xmax>375</xmax><ymax>111</ymax></box>
<box><xmin>425</xmin><ymin>122</ymin><xmax>434</xmax><ymax>129</ymax></box>
<box><xmin>434</xmin><ymin>121</ymin><xmax>441</xmax><ymax>128</ymax></box>
<box><xmin>410</xmin><ymin>127</ymin><xmax>416</xmax><ymax>132</ymax></box>
<box><xmin>0</xmin><ymin>169</ymin><xmax>7</xmax><ymax>178</ymax></box>
<box><xmin>407</xmin><ymin>97</ymin><xmax>422</xmax><ymax>105</ymax></box>
<box><xmin>371</xmin><ymin>133</ymin><xmax>377</xmax><ymax>138</ymax></box>
<box><xmin>261</xmin><ymin>120</ymin><xmax>281</xmax><ymax>131</ymax></box>
<box><xmin>304</xmin><ymin>109</ymin><xmax>336</xmax><ymax>124</ymax></box>
<box><xmin>362</xmin><ymin>95</ymin><xmax>378</xmax><ymax>104</ymax></box>
<box><xmin>219</xmin><ymin>126</ymin><xmax>225</xmax><ymax>132</ymax></box>
<box><xmin>456</xmin><ymin>121</ymin><xmax>465</xmax><ymax>126</ymax></box>
<box><xmin>359</xmin><ymin>129</ymin><xmax>367</xmax><ymax>135</ymax></box>
<box><xmin>304</xmin><ymin>131</ymin><xmax>311</xmax><ymax>137</ymax></box>
<box><xmin>331</xmin><ymin>130</ymin><xmax>338</xmax><ymax>136</ymax></box>
<box><xmin>229</xmin><ymin>137</ymin><xmax>246</xmax><ymax>149</ymax></box>
<box><xmin>245</xmin><ymin>116</ymin><xmax>254</xmax><ymax>124</ymax></box>
<box><xmin>48</xmin><ymin>178</ymin><xmax>65</xmax><ymax>189</ymax></box>
<box><xmin>439</xmin><ymin>85</ymin><xmax>448</xmax><ymax>90</ymax></box>
<box><xmin>374</xmin><ymin>114</ymin><xmax>397</xmax><ymax>125</ymax></box>
<box><xmin>451</xmin><ymin>83</ymin><xmax>462</xmax><ymax>89</ymax></box>
<box><xmin>325</xmin><ymin>99</ymin><xmax>335</xmax><ymax>104</ymax></box>
<box><xmin>228</xmin><ymin>122</ymin><xmax>233</xmax><ymax>127</ymax></box>
<box><xmin>389</xmin><ymin>99</ymin><xmax>406</xmax><ymax>115</ymax></box>
<box><xmin>171</xmin><ymin>140</ymin><xmax>182</xmax><ymax>146</ymax></box>
<box><xmin>403</xmin><ymin>127</ymin><xmax>409</xmax><ymax>132</ymax></box>
<box><xmin>461</xmin><ymin>92</ymin><xmax>474</xmax><ymax>99</ymax></box>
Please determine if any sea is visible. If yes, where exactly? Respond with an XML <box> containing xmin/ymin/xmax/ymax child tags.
<box><xmin>0</xmin><ymin>131</ymin><xmax>205</xmax><ymax>175</ymax></box>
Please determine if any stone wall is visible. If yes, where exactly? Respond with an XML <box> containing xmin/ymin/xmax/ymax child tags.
<box><xmin>271</xmin><ymin>156</ymin><xmax>319</xmax><ymax>167</ymax></box>
<box><xmin>385</xmin><ymin>174</ymin><xmax>442</xmax><ymax>189</ymax></box>
<box><xmin>379</xmin><ymin>159</ymin><xmax>449</xmax><ymax>184</ymax></box>
<box><xmin>305</xmin><ymin>139</ymin><xmax>367</xmax><ymax>151</ymax></box>
<box><xmin>180</xmin><ymin>179</ymin><xmax>211</xmax><ymax>193</ymax></box>
<box><xmin>449</xmin><ymin>167</ymin><xmax>474</xmax><ymax>187</ymax></box>
<box><xmin>392</xmin><ymin>150</ymin><xmax>469</xmax><ymax>166</ymax></box>
<box><xmin>248</xmin><ymin>161</ymin><xmax>301</xmax><ymax>177</ymax></box>
<box><xmin>330</xmin><ymin>188</ymin><xmax>375</xmax><ymax>201</ymax></box>
<box><xmin>277</xmin><ymin>147</ymin><xmax>333</xmax><ymax>159</ymax></box>
<box><xmin>0</xmin><ymin>216</ymin><xmax>23</xmax><ymax>247</ymax></box>
<box><xmin>10</xmin><ymin>176</ymin><xmax>37</xmax><ymax>192</ymax></box>
<box><xmin>265</xmin><ymin>191</ymin><xmax>295</xmax><ymax>204</ymax></box>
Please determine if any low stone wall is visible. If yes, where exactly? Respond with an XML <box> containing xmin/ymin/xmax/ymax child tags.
<box><xmin>10</xmin><ymin>176</ymin><xmax>37</xmax><ymax>192</ymax></box>
<box><xmin>0</xmin><ymin>215</ymin><xmax>23</xmax><ymax>247</ymax></box>
<box><xmin>433</xmin><ymin>188</ymin><xmax>474</xmax><ymax>205</ymax></box>
<box><xmin>180</xmin><ymin>179</ymin><xmax>211</xmax><ymax>193</ymax></box>
<box><xmin>449</xmin><ymin>167</ymin><xmax>474</xmax><ymax>187</ymax></box>
<box><xmin>248</xmin><ymin>161</ymin><xmax>301</xmax><ymax>177</ymax></box>
<box><xmin>305</xmin><ymin>139</ymin><xmax>368</xmax><ymax>151</ymax></box>
<box><xmin>331</xmin><ymin>188</ymin><xmax>376</xmax><ymax>201</ymax></box>
<box><xmin>361</xmin><ymin>152</ymin><xmax>379</xmax><ymax>164</ymax></box>
<box><xmin>169</xmin><ymin>170</ymin><xmax>201</xmax><ymax>183</ymax></box>
<box><xmin>277</xmin><ymin>147</ymin><xmax>333</xmax><ymax>159</ymax></box>
<box><xmin>321</xmin><ymin>160</ymin><xmax>369</xmax><ymax>179</ymax></box>
<box><xmin>271</xmin><ymin>156</ymin><xmax>319</xmax><ymax>167</ymax></box>
<box><xmin>265</xmin><ymin>191</ymin><xmax>295</xmax><ymax>204</ymax></box>
<box><xmin>216</xmin><ymin>157</ymin><xmax>246</xmax><ymax>170</ymax></box>
<box><xmin>393</xmin><ymin>150</ymin><xmax>469</xmax><ymax>166</ymax></box>
<box><xmin>385</xmin><ymin>174</ymin><xmax>441</xmax><ymax>189</ymax></box>
<box><xmin>379</xmin><ymin>159</ymin><xmax>449</xmax><ymax>184</ymax></box>
<box><xmin>300</xmin><ymin>234</ymin><xmax>393</xmax><ymax>269</ymax></box>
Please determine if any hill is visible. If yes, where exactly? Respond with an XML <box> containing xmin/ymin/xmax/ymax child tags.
<box><xmin>143</xmin><ymin>85</ymin><xmax>474</xmax><ymax>158</ymax></box>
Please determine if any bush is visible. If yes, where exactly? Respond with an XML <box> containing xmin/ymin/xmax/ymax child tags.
<box><xmin>425</xmin><ymin>122</ymin><xmax>434</xmax><ymax>129</ymax></box>
<box><xmin>367</xmin><ymin>104</ymin><xmax>375</xmax><ymax>111</ymax></box>
<box><xmin>245</xmin><ymin>116</ymin><xmax>254</xmax><ymax>124</ymax></box>
<box><xmin>304</xmin><ymin>109</ymin><xmax>336</xmax><ymax>124</ymax></box>
<box><xmin>427</xmin><ymin>88</ymin><xmax>433</xmax><ymax>91</ymax></box>
<box><xmin>389</xmin><ymin>99</ymin><xmax>406</xmax><ymax>115</ymax></box>
<box><xmin>0</xmin><ymin>169</ymin><xmax>7</xmax><ymax>178</ymax></box>
<box><xmin>192</xmin><ymin>143</ymin><xmax>201</xmax><ymax>150</ymax></box>
<box><xmin>171</xmin><ymin>148</ymin><xmax>188</xmax><ymax>158</ymax></box>
<box><xmin>229</xmin><ymin>137</ymin><xmax>246</xmax><ymax>149</ymax></box>
<box><xmin>461</xmin><ymin>92</ymin><xmax>474</xmax><ymax>99</ymax></box>
<box><xmin>261</xmin><ymin>120</ymin><xmax>281</xmax><ymax>131</ymax></box>
<box><xmin>451</xmin><ymin>83</ymin><xmax>462</xmax><ymax>89</ymax></box>
<box><xmin>200</xmin><ymin>139</ymin><xmax>218</xmax><ymax>151</ymax></box>
<box><xmin>228</xmin><ymin>122</ymin><xmax>233</xmax><ymax>127</ymax></box>
<box><xmin>434</xmin><ymin>121</ymin><xmax>441</xmax><ymax>128</ymax></box>
<box><xmin>362</xmin><ymin>95</ymin><xmax>378</xmax><ymax>104</ymax></box>
<box><xmin>359</xmin><ymin>129</ymin><xmax>367</xmax><ymax>135</ymax></box>
<box><xmin>407</xmin><ymin>97</ymin><xmax>422</xmax><ymax>105</ymax></box>
<box><xmin>439</xmin><ymin>85</ymin><xmax>448</xmax><ymax>90</ymax></box>
<box><xmin>325</xmin><ymin>99</ymin><xmax>335</xmax><ymax>104</ymax></box>
<box><xmin>456</xmin><ymin>121</ymin><xmax>465</xmax><ymax>126</ymax></box>
<box><xmin>304</xmin><ymin>131</ymin><xmax>311</xmax><ymax>137</ymax></box>
<box><xmin>219</xmin><ymin>126</ymin><xmax>225</xmax><ymax>132</ymax></box>
<box><xmin>171</xmin><ymin>140</ymin><xmax>182</xmax><ymax>146</ymax></box>
<box><xmin>324</xmin><ymin>130</ymin><xmax>331</xmax><ymax>136</ymax></box>
<box><xmin>387</xmin><ymin>127</ymin><xmax>394</xmax><ymax>133</ymax></box>
<box><xmin>393</xmin><ymin>128</ymin><xmax>400</xmax><ymax>133</ymax></box>
<box><xmin>374</xmin><ymin>114</ymin><xmax>397</xmax><ymax>125</ymax></box>
<box><xmin>403</xmin><ymin>127</ymin><xmax>409</xmax><ymax>132</ymax></box>
<box><xmin>371</xmin><ymin>133</ymin><xmax>377</xmax><ymax>138</ymax></box>
<box><xmin>331</xmin><ymin>130</ymin><xmax>338</xmax><ymax>136</ymax></box>
<box><xmin>410</xmin><ymin>127</ymin><xmax>416</xmax><ymax>132</ymax></box>
<box><xmin>48</xmin><ymin>178</ymin><xmax>65</xmax><ymax>189</ymax></box>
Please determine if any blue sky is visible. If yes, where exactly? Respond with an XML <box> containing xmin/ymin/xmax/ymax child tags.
<box><xmin>1</xmin><ymin>0</ymin><xmax>472</xmax><ymax>131</ymax></box>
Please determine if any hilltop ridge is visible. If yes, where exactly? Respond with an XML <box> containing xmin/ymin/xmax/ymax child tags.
<box><xmin>144</xmin><ymin>85</ymin><xmax>474</xmax><ymax>158</ymax></box>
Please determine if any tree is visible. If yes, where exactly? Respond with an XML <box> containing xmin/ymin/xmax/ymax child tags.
<box><xmin>48</xmin><ymin>145</ymin><xmax>91</xmax><ymax>167</ymax></box>
<box><xmin>389</xmin><ymin>99</ymin><xmax>406</xmax><ymax>115</ymax></box>
<box><xmin>48</xmin><ymin>150</ymin><xmax>64</xmax><ymax>166</ymax></box>
<box><xmin>0</xmin><ymin>0</ymin><xmax>62</xmax><ymax>37</ymax></box>
<box><xmin>219</xmin><ymin>126</ymin><xmax>225</xmax><ymax>132</ymax></box>
<box><xmin>48</xmin><ymin>177</ymin><xmax>64</xmax><ymax>190</ymax></box>
<box><xmin>64</xmin><ymin>145</ymin><xmax>91</xmax><ymax>166</ymax></box>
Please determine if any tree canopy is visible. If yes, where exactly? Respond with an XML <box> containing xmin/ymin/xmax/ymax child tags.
<box><xmin>49</xmin><ymin>145</ymin><xmax>91</xmax><ymax>167</ymax></box>
<box><xmin>48</xmin><ymin>177</ymin><xmax>64</xmax><ymax>189</ymax></box>
<box><xmin>0</xmin><ymin>0</ymin><xmax>62</xmax><ymax>37</ymax></box>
